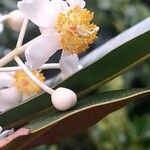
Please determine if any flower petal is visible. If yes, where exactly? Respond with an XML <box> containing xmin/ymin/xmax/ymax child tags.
<box><xmin>0</xmin><ymin>129</ymin><xmax>14</xmax><ymax>140</ymax></box>
<box><xmin>39</xmin><ymin>27</ymin><xmax>56</xmax><ymax>36</ymax></box>
<box><xmin>25</xmin><ymin>34</ymin><xmax>60</xmax><ymax>69</ymax></box>
<box><xmin>0</xmin><ymin>87</ymin><xmax>22</xmax><ymax>113</ymax></box>
<box><xmin>67</xmin><ymin>0</ymin><xmax>86</xmax><ymax>8</ymax></box>
<box><xmin>51</xmin><ymin>0</ymin><xmax>70</xmax><ymax>11</ymax></box>
<box><xmin>59</xmin><ymin>51</ymin><xmax>80</xmax><ymax>79</ymax></box>
<box><xmin>0</xmin><ymin>73</ymin><xmax>15</xmax><ymax>89</ymax></box>
<box><xmin>18</xmin><ymin>0</ymin><xmax>62</xmax><ymax>27</ymax></box>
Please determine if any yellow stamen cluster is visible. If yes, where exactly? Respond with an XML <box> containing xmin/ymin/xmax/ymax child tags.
<box><xmin>56</xmin><ymin>6</ymin><xmax>99</xmax><ymax>54</ymax></box>
<box><xmin>14</xmin><ymin>70</ymin><xmax>45</xmax><ymax>95</ymax></box>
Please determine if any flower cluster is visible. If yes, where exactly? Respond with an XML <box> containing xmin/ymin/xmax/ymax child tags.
<box><xmin>0</xmin><ymin>0</ymin><xmax>99</xmax><ymax>140</ymax></box>
<box><xmin>18</xmin><ymin>0</ymin><xmax>99</xmax><ymax>77</ymax></box>
<box><xmin>0</xmin><ymin>0</ymin><xmax>99</xmax><ymax>112</ymax></box>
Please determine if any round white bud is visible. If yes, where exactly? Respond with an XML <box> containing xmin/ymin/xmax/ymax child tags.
<box><xmin>51</xmin><ymin>87</ymin><xmax>77</xmax><ymax>111</ymax></box>
<box><xmin>0</xmin><ymin>72</ymin><xmax>15</xmax><ymax>89</ymax></box>
<box><xmin>6</xmin><ymin>10</ymin><xmax>25</xmax><ymax>32</ymax></box>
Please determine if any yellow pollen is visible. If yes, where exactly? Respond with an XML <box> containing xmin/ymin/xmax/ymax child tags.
<box><xmin>56</xmin><ymin>6</ymin><xmax>99</xmax><ymax>54</ymax></box>
<box><xmin>14</xmin><ymin>70</ymin><xmax>45</xmax><ymax>95</ymax></box>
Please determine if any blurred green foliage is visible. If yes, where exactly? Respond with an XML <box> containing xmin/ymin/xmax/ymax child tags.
<box><xmin>90</xmin><ymin>109</ymin><xmax>150</xmax><ymax>150</ymax></box>
<box><xmin>0</xmin><ymin>0</ymin><xmax>149</xmax><ymax>149</ymax></box>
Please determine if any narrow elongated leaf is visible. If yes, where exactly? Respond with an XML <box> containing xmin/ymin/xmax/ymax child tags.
<box><xmin>0</xmin><ymin>18</ymin><xmax>150</xmax><ymax>129</ymax></box>
<box><xmin>2</xmin><ymin>88</ymin><xmax>150</xmax><ymax>150</ymax></box>
<box><xmin>60</xmin><ymin>18</ymin><xmax>150</xmax><ymax>96</ymax></box>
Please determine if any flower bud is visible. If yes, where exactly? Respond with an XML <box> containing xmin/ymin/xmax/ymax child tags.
<box><xmin>51</xmin><ymin>87</ymin><xmax>77</xmax><ymax>111</ymax></box>
<box><xmin>6</xmin><ymin>10</ymin><xmax>25</xmax><ymax>32</ymax></box>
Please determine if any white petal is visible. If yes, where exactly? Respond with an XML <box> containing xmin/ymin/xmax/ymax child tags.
<box><xmin>0</xmin><ymin>129</ymin><xmax>14</xmax><ymax>140</ymax></box>
<box><xmin>18</xmin><ymin>0</ymin><xmax>62</xmax><ymax>27</ymax></box>
<box><xmin>19</xmin><ymin>0</ymin><xmax>35</xmax><ymax>4</ymax></box>
<box><xmin>39</xmin><ymin>27</ymin><xmax>56</xmax><ymax>36</ymax></box>
<box><xmin>0</xmin><ymin>73</ymin><xmax>15</xmax><ymax>89</ymax></box>
<box><xmin>0</xmin><ymin>87</ymin><xmax>22</xmax><ymax>113</ymax></box>
<box><xmin>59</xmin><ymin>51</ymin><xmax>80</xmax><ymax>79</ymax></box>
<box><xmin>0</xmin><ymin>13</ymin><xmax>4</xmax><ymax>33</ymax></box>
<box><xmin>67</xmin><ymin>0</ymin><xmax>86</xmax><ymax>8</ymax></box>
<box><xmin>25</xmin><ymin>34</ymin><xmax>60</xmax><ymax>69</ymax></box>
<box><xmin>51</xmin><ymin>0</ymin><xmax>70</xmax><ymax>11</ymax></box>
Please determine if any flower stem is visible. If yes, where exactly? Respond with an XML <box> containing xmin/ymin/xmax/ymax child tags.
<box><xmin>15</xmin><ymin>57</ymin><xmax>54</xmax><ymax>94</ymax></box>
<box><xmin>0</xmin><ymin>35</ymin><xmax>41</xmax><ymax>67</ymax></box>
<box><xmin>0</xmin><ymin>63</ymin><xmax>60</xmax><ymax>72</ymax></box>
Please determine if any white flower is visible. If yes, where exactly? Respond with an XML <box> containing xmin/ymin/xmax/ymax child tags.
<box><xmin>0</xmin><ymin>13</ymin><xmax>4</xmax><ymax>33</ymax></box>
<box><xmin>18</xmin><ymin>0</ymin><xmax>85</xmax><ymax>27</ymax></box>
<box><xmin>18</xmin><ymin>0</ymin><xmax>98</xmax><ymax>78</ymax></box>
<box><xmin>0</xmin><ymin>70</ymin><xmax>45</xmax><ymax>113</ymax></box>
<box><xmin>0</xmin><ymin>73</ymin><xmax>22</xmax><ymax>113</ymax></box>
<box><xmin>0</xmin><ymin>127</ymin><xmax>14</xmax><ymax>140</ymax></box>
<box><xmin>6</xmin><ymin>10</ymin><xmax>25</xmax><ymax>32</ymax></box>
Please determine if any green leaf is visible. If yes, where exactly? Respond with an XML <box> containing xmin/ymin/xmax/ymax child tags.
<box><xmin>3</xmin><ymin>88</ymin><xmax>150</xmax><ymax>150</ymax></box>
<box><xmin>0</xmin><ymin>18</ymin><xmax>150</xmax><ymax>129</ymax></box>
<box><xmin>60</xmin><ymin>18</ymin><xmax>150</xmax><ymax>96</ymax></box>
